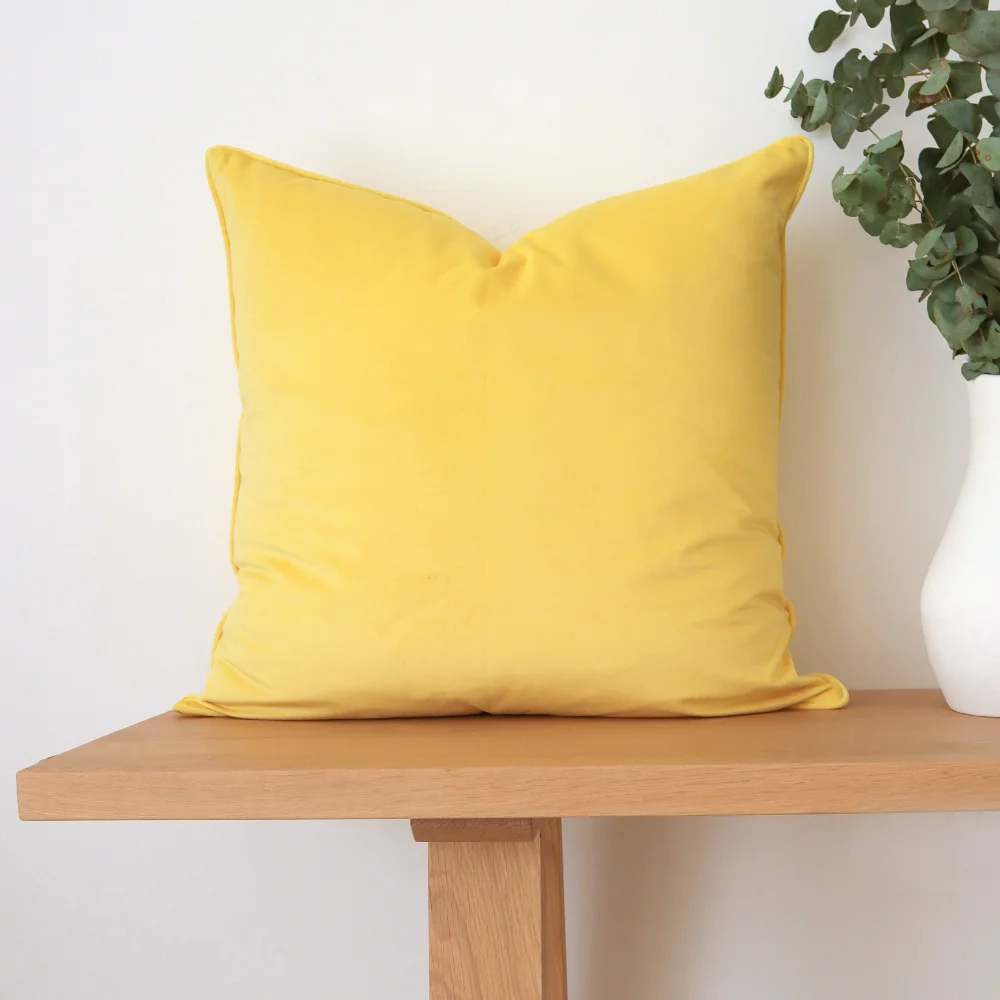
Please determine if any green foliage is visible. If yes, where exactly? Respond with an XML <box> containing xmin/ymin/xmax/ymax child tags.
<box><xmin>768</xmin><ymin>0</ymin><xmax>1000</xmax><ymax>378</ymax></box>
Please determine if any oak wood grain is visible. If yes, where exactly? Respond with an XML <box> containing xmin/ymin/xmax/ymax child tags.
<box><xmin>17</xmin><ymin>691</ymin><xmax>1000</xmax><ymax>820</ymax></box>
<box><xmin>422</xmin><ymin>818</ymin><xmax>566</xmax><ymax>1000</ymax></box>
<box><xmin>412</xmin><ymin>818</ymin><xmax>538</xmax><ymax>842</ymax></box>
<box><xmin>539</xmin><ymin>819</ymin><xmax>567</xmax><ymax>1000</ymax></box>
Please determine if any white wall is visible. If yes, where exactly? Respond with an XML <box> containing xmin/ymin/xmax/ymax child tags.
<box><xmin>3</xmin><ymin>2</ymin><xmax>998</xmax><ymax>997</ymax></box>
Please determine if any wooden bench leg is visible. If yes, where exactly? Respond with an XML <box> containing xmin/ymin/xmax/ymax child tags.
<box><xmin>411</xmin><ymin>818</ymin><xmax>567</xmax><ymax>1000</ymax></box>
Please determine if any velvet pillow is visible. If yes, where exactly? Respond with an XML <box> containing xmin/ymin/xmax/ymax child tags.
<box><xmin>176</xmin><ymin>138</ymin><xmax>848</xmax><ymax>719</ymax></box>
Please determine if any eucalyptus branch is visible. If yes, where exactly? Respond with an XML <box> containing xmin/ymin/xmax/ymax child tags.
<box><xmin>766</xmin><ymin>0</ymin><xmax>1000</xmax><ymax>380</ymax></box>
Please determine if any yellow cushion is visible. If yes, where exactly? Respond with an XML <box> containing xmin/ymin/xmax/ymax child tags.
<box><xmin>175</xmin><ymin>137</ymin><xmax>848</xmax><ymax>719</ymax></box>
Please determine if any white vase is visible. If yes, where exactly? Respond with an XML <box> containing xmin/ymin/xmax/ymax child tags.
<box><xmin>922</xmin><ymin>374</ymin><xmax>1000</xmax><ymax>716</ymax></box>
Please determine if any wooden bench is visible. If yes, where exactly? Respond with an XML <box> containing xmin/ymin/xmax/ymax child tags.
<box><xmin>17</xmin><ymin>690</ymin><xmax>1000</xmax><ymax>999</ymax></box>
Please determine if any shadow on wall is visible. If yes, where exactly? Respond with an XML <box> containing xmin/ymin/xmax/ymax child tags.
<box><xmin>779</xmin><ymin>223</ymin><xmax>967</xmax><ymax>690</ymax></box>
<box><xmin>565</xmin><ymin>814</ymin><xmax>1000</xmax><ymax>1000</ymax></box>
<box><xmin>568</xmin><ymin>818</ymin><xmax>715</xmax><ymax>999</ymax></box>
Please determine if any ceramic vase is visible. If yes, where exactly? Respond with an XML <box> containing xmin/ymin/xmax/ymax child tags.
<box><xmin>922</xmin><ymin>374</ymin><xmax>1000</xmax><ymax>716</ymax></box>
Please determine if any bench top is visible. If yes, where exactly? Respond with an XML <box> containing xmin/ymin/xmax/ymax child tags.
<box><xmin>17</xmin><ymin>690</ymin><xmax>1000</xmax><ymax>820</ymax></box>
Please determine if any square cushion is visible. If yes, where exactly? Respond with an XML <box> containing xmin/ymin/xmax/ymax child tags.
<box><xmin>176</xmin><ymin>137</ymin><xmax>847</xmax><ymax>719</ymax></box>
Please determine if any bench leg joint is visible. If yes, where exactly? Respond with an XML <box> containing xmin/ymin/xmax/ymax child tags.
<box><xmin>411</xmin><ymin>818</ymin><xmax>567</xmax><ymax>1000</ymax></box>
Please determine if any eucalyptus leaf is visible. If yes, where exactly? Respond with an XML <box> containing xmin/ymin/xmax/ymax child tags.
<box><xmin>962</xmin><ymin>359</ymin><xmax>1000</xmax><ymax>378</ymax></box>
<box><xmin>810</xmin><ymin>83</ymin><xmax>832</xmax><ymax>124</ymax></box>
<box><xmin>961</xmin><ymin>161</ymin><xmax>996</xmax><ymax>203</ymax></box>
<box><xmin>950</xmin><ymin>10</ymin><xmax>1000</xmax><ymax>58</ymax></box>
<box><xmin>832</xmin><ymin>109</ymin><xmax>860</xmax><ymax>147</ymax></box>
<box><xmin>908</xmin><ymin>260</ymin><xmax>945</xmax><ymax>290</ymax></box>
<box><xmin>810</xmin><ymin>10</ymin><xmax>851</xmax><ymax>52</ymax></box>
<box><xmin>860</xmin><ymin>102</ymin><xmax>892</xmax><ymax>129</ymax></box>
<box><xmin>974</xmin><ymin>201</ymin><xmax>1000</xmax><ymax>230</ymax></box>
<box><xmin>931</xmin><ymin>276</ymin><xmax>962</xmax><ymax>308</ymax></box>
<box><xmin>859</xmin><ymin>0</ymin><xmax>888</xmax><ymax>26</ymax></box>
<box><xmin>892</xmin><ymin>1</ymin><xmax>930</xmax><ymax>49</ymax></box>
<box><xmin>949</xmin><ymin>60</ymin><xmax>985</xmax><ymax>97</ymax></box>
<box><xmin>765</xmin><ymin>67</ymin><xmax>785</xmax><ymax>99</ymax></box>
<box><xmin>861</xmin><ymin>165</ymin><xmax>890</xmax><ymax>199</ymax></box>
<box><xmin>955</xmin><ymin>226</ymin><xmax>979</xmax><ymax>257</ymax></box>
<box><xmin>834</xmin><ymin>48</ymin><xmax>857</xmax><ymax>84</ymax></box>
<box><xmin>885</xmin><ymin>180</ymin><xmax>917</xmax><ymax>218</ymax></box>
<box><xmin>839</xmin><ymin>48</ymin><xmax>871</xmax><ymax>81</ymax></box>
<box><xmin>937</xmin><ymin>130</ymin><xmax>968</xmax><ymax>167</ymax></box>
<box><xmin>880</xmin><ymin>219</ymin><xmax>920</xmax><ymax>246</ymax></box>
<box><xmin>921</xmin><ymin>59</ymin><xmax>954</xmax><ymax>94</ymax></box>
<box><xmin>832</xmin><ymin>166</ymin><xmax>857</xmax><ymax>195</ymax></box>
<box><xmin>927</xmin><ymin>8</ymin><xmax>971</xmax><ymax>33</ymax></box>
<box><xmin>980</xmin><ymin>95</ymin><xmax>1000</xmax><ymax>124</ymax></box>
<box><xmin>937</xmin><ymin>98</ymin><xmax>982</xmax><ymax>134</ymax></box>
<box><xmin>859</xmin><ymin>205</ymin><xmax>892</xmax><ymax>235</ymax></box>
<box><xmin>969</xmin><ymin>273</ymin><xmax>1000</xmax><ymax>312</ymax></box>
<box><xmin>963</xmin><ymin>328</ymin><xmax>995</xmax><ymax>357</ymax></box>
<box><xmin>986</xmin><ymin>319</ymin><xmax>1000</xmax><ymax>353</ymax></box>
<box><xmin>902</xmin><ymin>37</ymin><xmax>948</xmax><ymax>77</ymax></box>
<box><xmin>934</xmin><ymin>299</ymin><xmax>973</xmax><ymax>348</ymax></box>
<box><xmin>916</xmin><ymin>223</ymin><xmax>948</xmax><ymax>257</ymax></box>
<box><xmin>929</xmin><ymin>113</ymin><xmax>961</xmax><ymax>148</ymax></box>
<box><xmin>837</xmin><ymin>175</ymin><xmax>867</xmax><ymax>209</ymax></box>
<box><xmin>939</xmin><ymin>231</ymin><xmax>960</xmax><ymax>256</ymax></box>
<box><xmin>978</xmin><ymin>135</ymin><xmax>1000</xmax><ymax>168</ymax></box>
<box><xmin>867</xmin><ymin>130</ymin><xmax>904</xmax><ymax>153</ymax></box>
<box><xmin>957</xmin><ymin>283</ymin><xmax>986</xmax><ymax>310</ymax></box>
<box><xmin>933</xmin><ymin>295</ymin><xmax>962</xmax><ymax>331</ymax></box>
<box><xmin>790</xmin><ymin>85</ymin><xmax>812</xmax><ymax>119</ymax></box>
<box><xmin>940</xmin><ymin>305</ymin><xmax>986</xmax><ymax>347</ymax></box>
<box><xmin>873</xmin><ymin>49</ymin><xmax>901</xmax><ymax>76</ymax></box>
<box><xmin>784</xmin><ymin>70</ymin><xmax>805</xmax><ymax>103</ymax></box>
<box><xmin>949</xmin><ymin>312</ymin><xmax>989</xmax><ymax>343</ymax></box>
